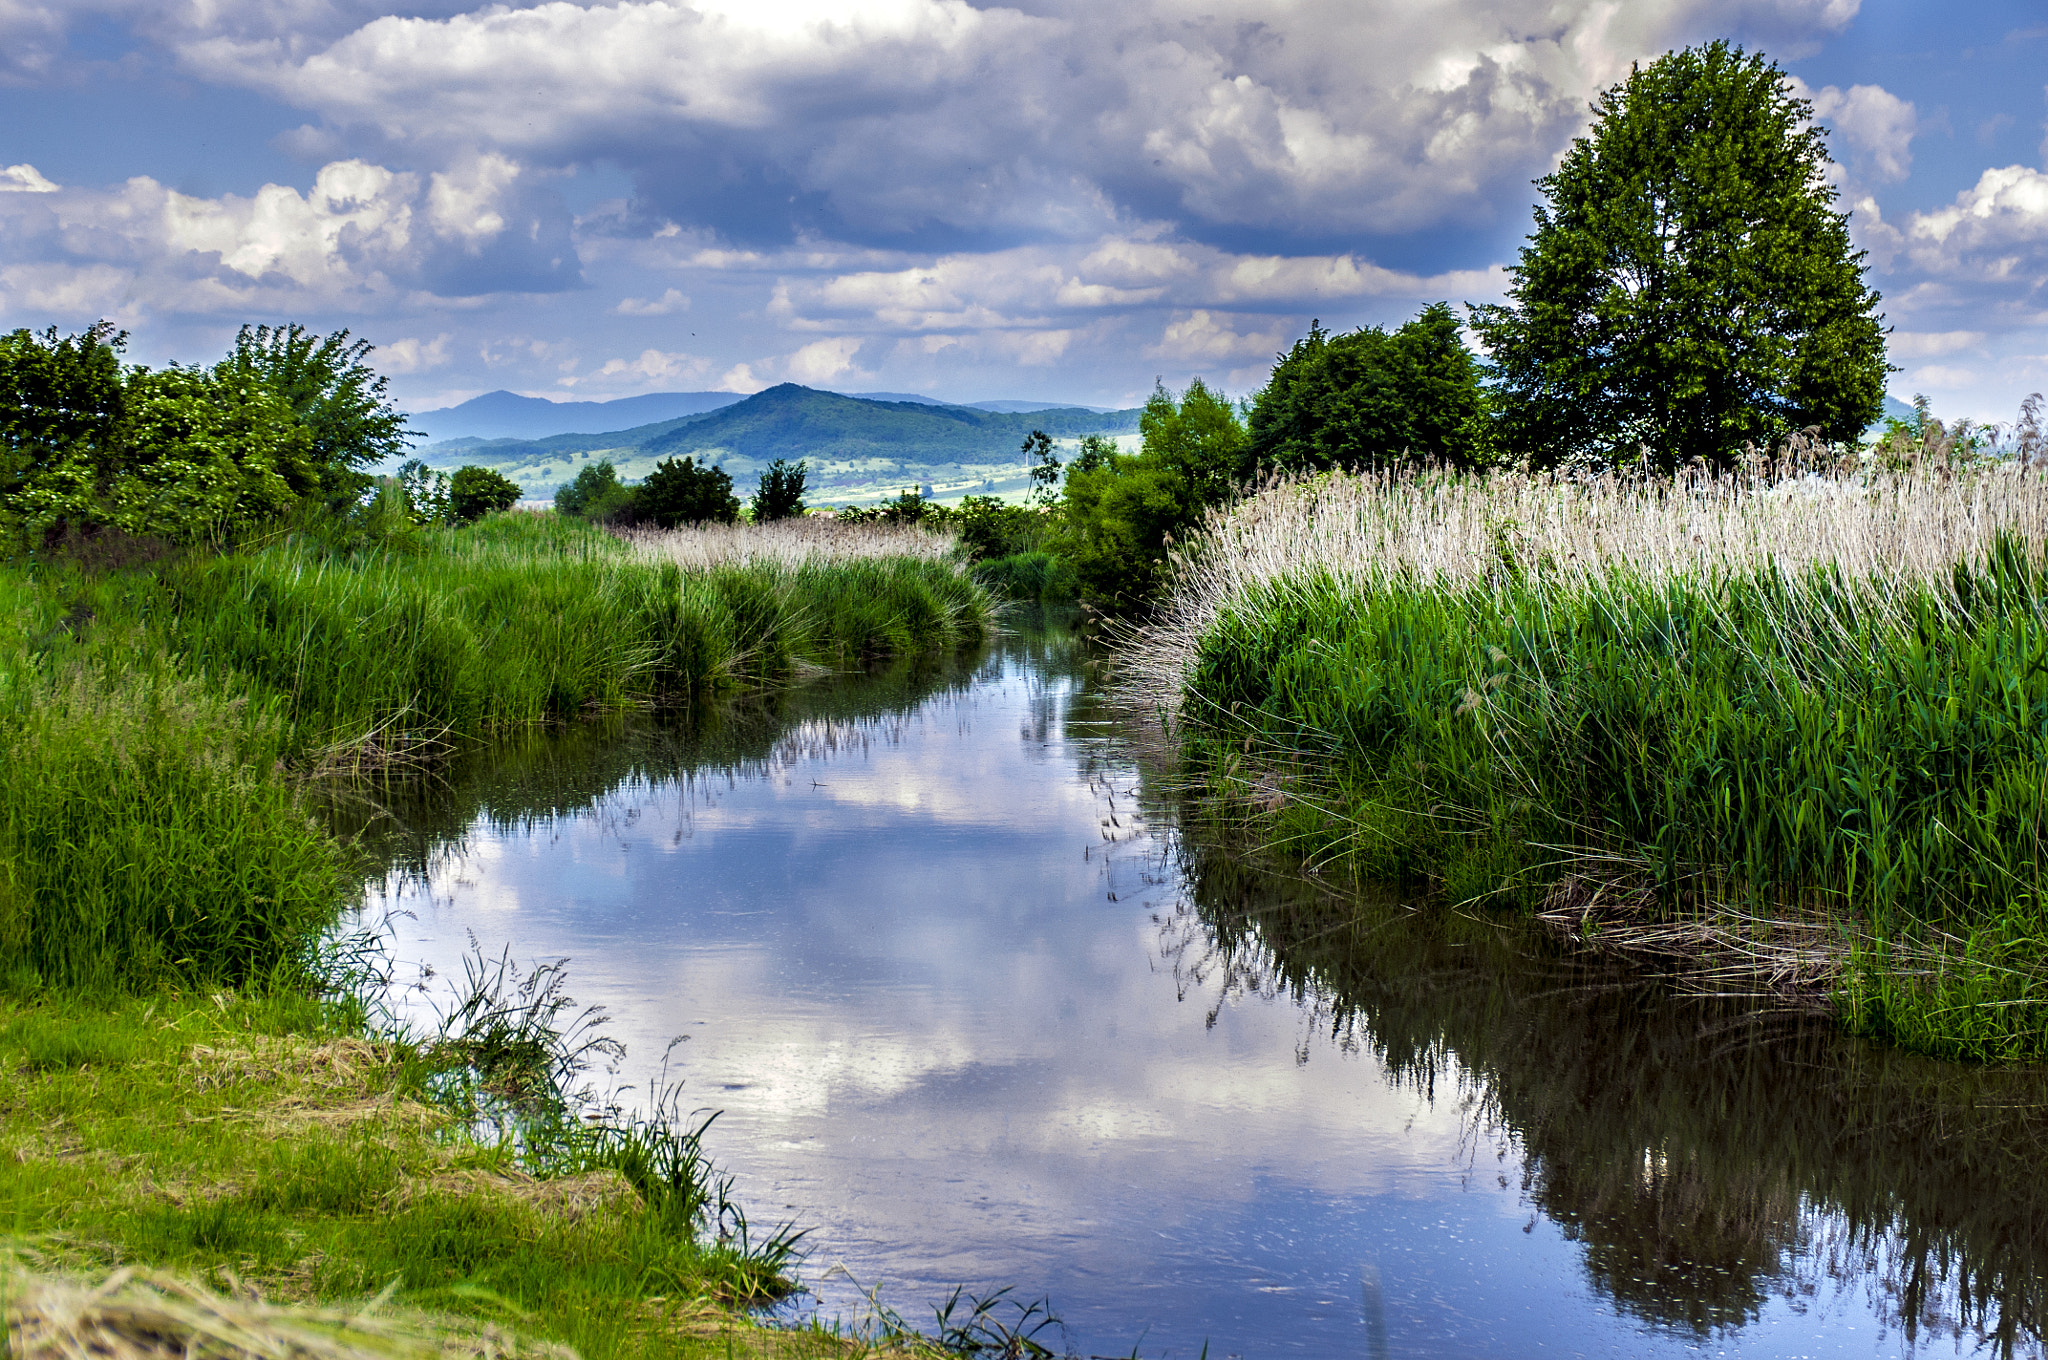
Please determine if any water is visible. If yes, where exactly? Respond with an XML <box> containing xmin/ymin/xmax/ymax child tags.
<box><xmin>361</xmin><ymin>621</ymin><xmax>2048</xmax><ymax>1359</ymax></box>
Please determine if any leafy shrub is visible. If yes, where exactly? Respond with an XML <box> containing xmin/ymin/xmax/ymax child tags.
<box><xmin>638</xmin><ymin>455</ymin><xmax>739</xmax><ymax>527</ymax></box>
<box><xmin>552</xmin><ymin>460</ymin><xmax>635</xmax><ymax>521</ymax></box>
<box><xmin>1055</xmin><ymin>379</ymin><xmax>1244</xmax><ymax>608</ymax></box>
<box><xmin>750</xmin><ymin>458</ymin><xmax>807</xmax><ymax>522</ymax></box>
<box><xmin>1247</xmin><ymin>304</ymin><xmax>1490</xmax><ymax>473</ymax></box>
<box><xmin>448</xmin><ymin>465</ymin><xmax>522</xmax><ymax>522</ymax></box>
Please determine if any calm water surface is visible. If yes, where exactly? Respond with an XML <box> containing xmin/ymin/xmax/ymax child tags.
<box><xmin>361</xmin><ymin>623</ymin><xmax>2048</xmax><ymax>1359</ymax></box>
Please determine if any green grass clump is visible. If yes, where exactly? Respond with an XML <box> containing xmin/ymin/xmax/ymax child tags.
<box><xmin>0</xmin><ymin>514</ymin><xmax>990</xmax><ymax>991</ymax></box>
<box><xmin>1177</xmin><ymin>537</ymin><xmax>2048</xmax><ymax>1061</ymax></box>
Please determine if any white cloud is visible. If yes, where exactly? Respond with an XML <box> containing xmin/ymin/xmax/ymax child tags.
<box><xmin>0</xmin><ymin>155</ymin><xmax>580</xmax><ymax>328</ymax></box>
<box><xmin>0</xmin><ymin>164</ymin><xmax>59</xmax><ymax>194</ymax></box>
<box><xmin>1887</xmin><ymin>330</ymin><xmax>1986</xmax><ymax>360</ymax></box>
<box><xmin>1146</xmin><ymin>310</ymin><xmax>1288</xmax><ymax>363</ymax></box>
<box><xmin>1799</xmin><ymin>80</ymin><xmax>1917</xmax><ymax>182</ymax></box>
<box><xmin>569</xmin><ymin>348</ymin><xmax>715</xmax><ymax>389</ymax></box>
<box><xmin>173</xmin><ymin>0</ymin><xmax>1864</xmax><ymax>242</ymax></box>
<box><xmin>783</xmin><ymin>336</ymin><xmax>865</xmax><ymax>384</ymax></box>
<box><xmin>615</xmin><ymin>288</ymin><xmax>689</xmax><ymax>316</ymax></box>
<box><xmin>379</xmin><ymin>332</ymin><xmax>452</xmax><ymax>373</ymax></box>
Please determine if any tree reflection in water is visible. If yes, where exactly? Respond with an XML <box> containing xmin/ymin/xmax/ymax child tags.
<box><xmin>1149</xmin><ymin>845</ymin><xmax>2048</xmax><ymax>1354</ymax></box>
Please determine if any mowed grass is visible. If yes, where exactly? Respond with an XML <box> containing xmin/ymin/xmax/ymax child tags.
<box><xmin>0</xmin><ymin>993</ymin><xmax>901</xmax><ymax>1360</ymax></box>
<box><xmin>1133</xmin><ymin>461</ymin><xmax>2048</xmax><ymax>1062</ymax></box>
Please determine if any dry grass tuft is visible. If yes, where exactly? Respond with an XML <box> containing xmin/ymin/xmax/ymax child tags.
<box><xmin>404</xmin><ymin>1171</ymin><xmax>640</xmax><ymax>1223</ymax></box>
<box><xmin>4</xmin><ymin>1264</ymin><xmax>569</xmax><ymax>1360</ymax></box>
<box><xmin>618</xmin><ymin>519</ymin><xmax>955</xmax><ymax>570</ymax></box>
<box><xmin>1123</xmin><ymin>457</ymin><xmax>2048</xmax><ymax>715</ymax></box>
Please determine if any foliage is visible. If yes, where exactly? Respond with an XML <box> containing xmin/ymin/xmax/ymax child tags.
<box><xmin>974</xmin><ymin>551</ymin><xmax>1074</xmax><ymax>603</ymax></box>
<box><xmin>1469</xmin><ymin>42</ymin><xmax>1888</xmax><ymax>469</ymax></box>
<box><xmin>635</xmin><ymin>456</ymin><xmax>740</xmax><ymax>528</ymax></box>
<box><xmin>214</xmin><ymin>324</ymin><xmax>413</xmax><ymax>503</ymax></box>
<box><xmin>551</xmin><ymin>460</ymin><xmax>635</xmax><ymax>521</ymax></box>
<box><xmin>749</xmin><ymin>458</ymin><xmax>807</xmax><ymax>522</ymax></box>
<box><xmin>952</xmin><ymin>495</ymin><xmax>1040</xmax><ymax>562</ymax></box>
<box><xmin>1</xmin><ymin>321</ymin><xmax>417</xmax><ymax>546</ymax></box>
<box><xmin>1055</xmin><ymin>379</ymin><xmax>1245</xmax><ymax>608</ymax></box>
<box><xmin>448</xmin><ymin>465</ymin><xmax>523</xmax><ymax>523</ymax></box>
<box><xmin>395</xmin><ymin>460</ymin><xmax>451</xmax><ymax>526</ymax></box>
<box><xmin>1246</xmin><ymin>304</ymin><xmax>1490</xmax><ymax>473</ymax></box>
<box><xmin>1022</xmin><ymin>430</ymin><xmax>1062</xmax><ymax>508</ymax></box>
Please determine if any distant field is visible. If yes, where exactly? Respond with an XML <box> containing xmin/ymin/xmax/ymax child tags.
<box><xmin>397</xmin><ymin>383</ymin><xmax>1143</xmax><ymax>506</ymax></box>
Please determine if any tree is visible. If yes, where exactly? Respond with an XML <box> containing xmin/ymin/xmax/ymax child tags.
<box><xmin>1469</xmin><ymin>42</ymin><xmax>1888</xmax><ymax>469</ymax></box>
<box><xmin>1023</xmin><ymin>429</ymin><xmax>1062</xmax><ymax>508</ymax></box>
<box><xmin>636</xmin><ymin>455</ymin><xmax>739</xmax><ymax>527</ymax></box>
<box><xmin>750</xmin><ymin>458</ymin><xmax>807</xmax><ymax>521</ymax></box>
<box><xmin>0</xmin><ymin>323</ymin><xmax>130</xmax><ymax>539</ymax></box>
<box><xmin>554</xmin><ymin>460</ymin><xmax>634</xmax><ymax>520</ymax></box>
<box><xmin>214</xmin><ymin>324</ymin><xmax>412</xmax><ymax>500</ymax></box>
<box><xmin>449</xmin><ymin>465</ymin><xmax>524</xmax><ymax>523</ymax></box>
<box><xmin>1247</xmin><ymin>304</ymin><xmax>1489</xmax><ymax>473</ymax></box>
<box><xmin>394</xmin><ymin>459</ymin><xmax>451</xmax><ymax>525</ymax></box>
<box><xmin>1055</xmin><ymin>379</ymin><xmax>1247</xmax><ymax>606</ymax></box>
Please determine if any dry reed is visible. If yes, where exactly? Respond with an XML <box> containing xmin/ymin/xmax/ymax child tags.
<box><xmin>1124</xmin><ymin>457</ymin><xmax>2048</xmax><ymax>716</ymax></box>
<box><xmin>3</xmin><ymin>1263</ymin><xmax>567</xmax><ymax>1360</ymax></box>
<box><xmin>617</xmin><ymin>519</ymin><xmax>956</xmax><ymax>570</ymax></box>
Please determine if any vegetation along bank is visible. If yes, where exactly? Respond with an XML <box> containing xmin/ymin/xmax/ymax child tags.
<box><xmin>1121</xmin><ymin>454</ymin><xmax>2048</xmax><ymax>1063</ymax></box>
<box><xmin>1</xmin><ymin>320</ymin><xmax>993</xmax><ymax>1357</ymax></box>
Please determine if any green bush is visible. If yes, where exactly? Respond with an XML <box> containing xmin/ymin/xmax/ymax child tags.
<box><xmin>749</xmin><ymin>458</ymin><xmax>807</xmax><ymax>522</ymax></box>
<box><xmin>1246</xmin><ymin>304</ymin><xmax>1490</xmax><ymax>473</ymax></box>
<box><xmin>448</xmin><ymin>465</ymin><xmax>523</xmax><ymax>522</ymax></box>
<box><xmin>1</xmin><ymin>322</ymin><xmax>410</xmax><ymax>547</ymax></box>
<box><xmin>551</xmin><ymin>460</ymin><xmax>635</xmax><ymax>521</ymax></box>
<box><xmin>1054</xmin><ymin>379</ymin><xmax>1244</xmax><ymax>608</ymax></box>
<box><xmin>636</xmin><ymin>455</ymin><xmax>739</xmax><ymax>527</ymax></box>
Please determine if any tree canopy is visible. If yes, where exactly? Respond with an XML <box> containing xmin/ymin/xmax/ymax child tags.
<box><xmin>1246</xmin><ymin>304</ymin><xmax>1489</xmax><ymax>473</ymax></box>
<box><xmin>1469</xmin><ymin>41</ymin><xmax>1888</xmax><ymax>468</ymax></box>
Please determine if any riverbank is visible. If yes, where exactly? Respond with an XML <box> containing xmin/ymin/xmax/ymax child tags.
<box><xmin>0</xmin><ymin>512</ymin><xmax>994</xmax><ymax>1356</ymax></box>
<box><xmin>1122</xmin><ymin>459</ymin><xmax>2048</xmax><ymax>1063</ymax></box>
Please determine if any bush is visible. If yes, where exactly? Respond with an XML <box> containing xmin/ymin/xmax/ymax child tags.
<box><xmin>448</xmin><ymin>465</ymin><xmax>523</xmax><ymax>522</ymax></box>
<box><xmin>1247</xmin><ymin>304</ymin><xmax>1490</xmax><ymax>473</ymax></box>
<box><xmin>1</xmin><ymin>321</ymin><xmax>412</xmax><ymax>546</ymax></box>
<box><xmin>552</xmin><ymin>460</ymin><xmax>635</xmax><ymax>521</ymax></box>
<box><xmin>1055</xmin><ymin>380</ymin><xmax>1244</xmax><ymax>608</ymax></box>
<box><xmin>638</xmin><ymin>456</ymin><xmax>739</xmax><ymax>527</ymax></box>
<box><xmin>750</xmin><ymin>459</ymin><xmax>807</xmax><ymax>522</ymax></box>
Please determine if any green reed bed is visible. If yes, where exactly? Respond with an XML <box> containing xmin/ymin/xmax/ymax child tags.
<box><xmin>0</xmin><ymin>513</ymin><xmax>990</xmax><ymax>992</ymax></box>
<box><xmin>1128</xmin><ymin>463</ymin><xmax>2048</xmax><ymax>1061</ymax></box>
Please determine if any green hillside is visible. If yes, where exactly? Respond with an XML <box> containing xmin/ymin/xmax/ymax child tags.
<box><xmin>413</xmin><ymin>384</ymin><xmax>1142</xmax><ymax>505</ymax></box>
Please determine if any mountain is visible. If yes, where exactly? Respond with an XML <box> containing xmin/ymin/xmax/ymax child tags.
<box><xmin>410</xmin><ymin>383</ymin><xmax>1142</xmax><ymax>506</ymax></box>
<box><xmin>405</xmin><ymin>389</ymin><xmax>747</xmax><ymax>443</ymax></box>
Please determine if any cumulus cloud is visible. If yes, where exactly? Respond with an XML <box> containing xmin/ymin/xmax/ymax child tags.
<box><xmin>0</xmin><ymin>155</ymin><xmax>582</xmax><ymax>327</ymax></box>
<box><xmin>1798</xmin><ymin>79</ymin><xmax>1917</xmax><ymax>182</ymax></box>
<box><xmin>563</xmin><ymin>347</ymin><xmax>716</xmax><ymax>390</ymax></box>
<box><xmin>783</xmin><ymin>336</ymin><xmax>866</xmax><ymax>385</ymax></box>
<box><xmin>0</xmin><ymin>164</ymin><xmax>59</xmax><ymax>193</ymax></box>
<box><xmin>1146</xmin><ymin>309</ymin><xmax>1288</xmax><ymax>363</ymax></box>
<box><xmin>173</xmin><ymin>0</ymin><xmax>1865</xmax><ymax>247</ymax></box>
<box><xmin>615</xmin><ymin>288</ymin><xmax>688</xmax><ymax>316</ymax></box>
<box><xmin>379</xmin><ymin>332</ymin><xmax>452</xmax><ymax>373</ymax></box>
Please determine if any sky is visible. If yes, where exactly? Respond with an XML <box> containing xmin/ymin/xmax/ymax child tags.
<box><xmin>1</xmin><ymin>0</ymin><xmax>2044</xmax><ymax>419</ymax></box>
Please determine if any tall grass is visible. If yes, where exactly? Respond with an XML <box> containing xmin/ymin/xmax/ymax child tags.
<box><xmin>1125</xmin><ymin>460</ymin><xmax>2048</xmax><ymax>1061</ymax></box>
<box><xmin>0</xmin><ymin>512</ymin><xmax>992</xmax><ymax>991</ymax></box>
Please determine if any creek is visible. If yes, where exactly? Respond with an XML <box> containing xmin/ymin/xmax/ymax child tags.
<box><xmin>360</xmin><ymin>618</ymin><xmax>2048</xmax><ymax>1359</ymax></box>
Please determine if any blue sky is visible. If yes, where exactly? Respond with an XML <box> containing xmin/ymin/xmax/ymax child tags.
<box><xmin>2</xmin><ymin>0</ymin><xmax>2044</xmax><ymax>419</ymax></box>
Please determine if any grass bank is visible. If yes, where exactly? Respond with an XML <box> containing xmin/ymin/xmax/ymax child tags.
<box><xmin>0</xmin><ymin>510</ymin><xmax>996</xmax><ymax>1359</ymax></box>
<box><xmin>2</xmin><ymin>512</ymin><xmax>989</xmax><ymax>991</ymax></box>
<box><xmin>1124</xmin><ymin>459</ymin><xmax>2048</xmax><ymax>1062</ymax></box>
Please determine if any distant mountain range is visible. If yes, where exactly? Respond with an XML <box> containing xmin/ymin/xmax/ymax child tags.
<box><xmin>406</xmin><ymin>386</ymin><xmax>1113</xmax><ymax>444</ymax></box>
<box><xmin>406</xmin><ymin>383</ymin><xmax>1143</xmax><ymax>506</ymax></box>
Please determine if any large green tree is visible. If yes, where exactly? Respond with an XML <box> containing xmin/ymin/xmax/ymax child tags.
<box><xmin>1470</xmin><ymin>42</ymin><xmax>1888</xmax><ymax>469</ymax></box>
<box><xmin>1247</xmin><ymin>304</ymin><xmax>1489</xmax><ymax>473</ymax></box>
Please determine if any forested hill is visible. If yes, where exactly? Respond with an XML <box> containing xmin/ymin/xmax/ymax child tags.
<box><xmin>414</xmin><ymin>384</ymin><xmax>1144</xmax><ymax>504</ymax></box>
